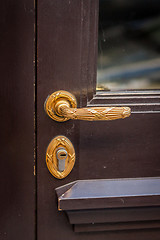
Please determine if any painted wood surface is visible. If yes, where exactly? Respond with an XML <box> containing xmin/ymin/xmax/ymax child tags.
<box><xmin>0</xmin><ymin>0</ymin><xmax>35</xmax><ymax>239</ymax></box>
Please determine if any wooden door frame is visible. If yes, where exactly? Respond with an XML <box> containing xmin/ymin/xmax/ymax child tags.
<box><xmin>0</xmin><ymin>0</ymin><xmax>35</xmax><ymax>239</ymax></box>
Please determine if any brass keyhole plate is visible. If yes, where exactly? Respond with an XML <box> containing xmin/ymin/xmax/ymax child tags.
<box><xmin>46</xmin><ymin>136</ymin><xmax>75</xmax><ymax>179</ymax></box>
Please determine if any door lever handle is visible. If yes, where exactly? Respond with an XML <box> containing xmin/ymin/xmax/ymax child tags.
<box><xmin>44</xmin><ymin>90</ymin><xmax>131</xmax><ymax>122</ymax></box>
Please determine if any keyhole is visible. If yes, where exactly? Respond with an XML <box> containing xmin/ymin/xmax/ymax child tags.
<box><xmin>56</xmin><ymin>149</ymin><xmax>68</xmax><ymax>160</ymax></box>
<box><xmin>60</xmin><ymin>153</ymin><xmax>66</xmax><ymax>157</ymax></box>
<box><xmin>56</xmin><ymin>148</ymin><xmax>68</xmax><ymax>172</ymax></box>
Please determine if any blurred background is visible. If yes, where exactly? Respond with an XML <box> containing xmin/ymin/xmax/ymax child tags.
<box><xmin>97</xmin><ymin>0</ymin><xmax>160</xmax><ymax>90</ymax></box>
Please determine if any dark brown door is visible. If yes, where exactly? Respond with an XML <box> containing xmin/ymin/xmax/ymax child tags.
<box><xmin>2</xmin><ymin>0</ymin><xmax>160</xmax><ymax>239</ymax></box>
<box><xmin>37</xmin><ymin>1</ymin><xmax>160</xmax><ymax>239</ymax></box>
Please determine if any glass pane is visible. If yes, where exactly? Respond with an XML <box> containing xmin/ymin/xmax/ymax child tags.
<box><xmin>97</xmin><ymin>0</ymin><xmax>160</xmax><ymax>91</ymax></box>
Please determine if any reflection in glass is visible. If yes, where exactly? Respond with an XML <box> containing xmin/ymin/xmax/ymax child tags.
<box><xmin>97</xmin><ymin>0</ymin><xmax>160</xmax><ymax>91</ymax></box>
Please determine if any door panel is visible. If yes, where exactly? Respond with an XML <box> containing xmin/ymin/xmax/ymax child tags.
<box><xmin>79</xmin><ymin>114</ymin><xmax>160</xmax><ymax>179</ymax></box>
<box><xmin>37</xmin><ymin>0</ymin><xmax>160</xmax><ymax>239</ymax></box>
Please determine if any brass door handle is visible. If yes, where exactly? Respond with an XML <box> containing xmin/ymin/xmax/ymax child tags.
<box><xmin>44</xmin><ymin>90</ymin><xmax>131</xmax><ymax>122</ymax></box>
